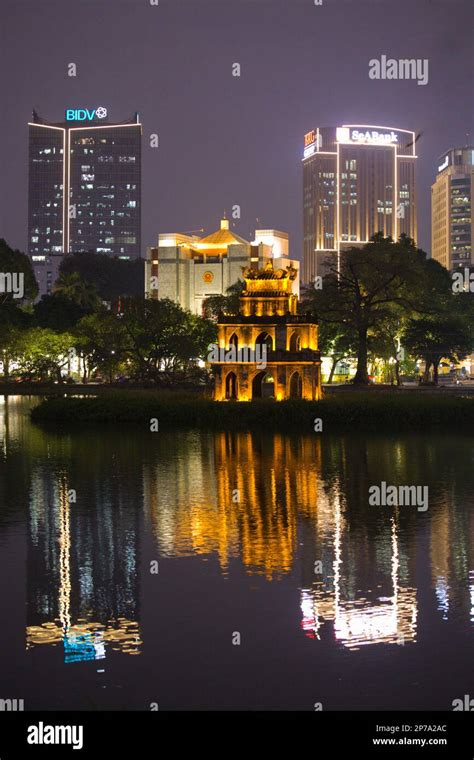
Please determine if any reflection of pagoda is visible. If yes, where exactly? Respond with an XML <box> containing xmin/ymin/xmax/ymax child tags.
<box><xmin>143</xmin><ymin>431</ymin><xmax>322</xmax><ymax>579</ymax></box>
<box><xmin>212</xmin><ymin>260</ymin><xmax>322</xmax><ymax>400</ymax></box>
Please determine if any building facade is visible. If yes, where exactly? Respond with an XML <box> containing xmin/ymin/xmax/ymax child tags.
<box><xmin>431</xmin><ymin>146</ymin><xmax>474</xmax><ymax>271</ymax></box>
<box><xmin>302</xmin><ymin>125</ymin><xmax>417</xmax><ymax>284</ymax></box>
<box><xmin>145</xmin><ymin>217</ymin><xmax>299</xmax><ymax>315</ymax></box>
<box><xmin>212</xmin><ymin>259</ymin><xmax>321</xmax><ymax>402</ymax></box>
<box><xmin>28</xmin><ymin>108</ymin><xmax>142</xmax><ymax>283</ymax></box>
<box><xmin>29</xmin><ymin>254</ymin><xmax>63</xmax><ymax>299</ymax></box>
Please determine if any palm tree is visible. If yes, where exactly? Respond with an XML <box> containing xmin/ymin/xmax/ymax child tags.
<box><xmin>53</xmin><ymin>271</ymin><xmax>102</xmax><ymax>311</ymax></box>
<box><xmin>202</xmin><ymin>279</ymin><xmax>245</xmax><ymax>319</ymax></box>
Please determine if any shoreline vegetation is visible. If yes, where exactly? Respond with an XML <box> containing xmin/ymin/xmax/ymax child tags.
<box><xmin>30</xmin><ymin>390</ymin><xmax>474</xmax><ymax>431</ymax></box>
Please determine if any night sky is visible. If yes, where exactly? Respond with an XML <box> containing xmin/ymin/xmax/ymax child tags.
<box><xmin>1</xmin><ymin>0</ymin><xmax>473</xmax><ymax>259</ymax></box>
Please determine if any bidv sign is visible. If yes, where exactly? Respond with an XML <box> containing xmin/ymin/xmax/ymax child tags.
<box><xmin>65</xmin><ymin>106</ymin><xmax>108</xmax><ymax>122</ymax></box>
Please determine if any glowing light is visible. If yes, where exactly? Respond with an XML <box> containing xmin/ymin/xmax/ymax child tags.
<box><xmin>336</xmin><ymin>127</ymin><xmax>350</xmax><ymax>143</ymax></box>
<box><xmin>65</xmin><ymin>107</ymin><xmax>108</xmax><ymax>121</ymax></box>
<box><xmin>340</xmin><ymin>124</ymin><xmax>415</xmax><ymax>155</ymax></box>
<box><xmin>68</xmin><ymin>123</ymin><xmax>141</xmax><ymax>131</ymax></box>
<box><xmin>438</xmin><ymin>155</ymin><xmax>449</xmax><ymax>173</ymax></box>
<box><xmin>28</xmin><ymin>123</ymin><xmax>67</xmax><ymax>252</ymax></box>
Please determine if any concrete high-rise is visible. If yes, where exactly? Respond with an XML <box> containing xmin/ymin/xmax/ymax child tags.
<box><xmin>302</xmin><ymin>125</ymin><xmax>417</xmax><ymax>284</ymax></box>
<box><xmin>28</xmin><ymin>108</ymin><xmax>142</xmax><ymax>262</ymax></box>
<box><xmin>431</xmin><ymin>146</ymin><xmax>474</xmax><ymax>271</ymax></box>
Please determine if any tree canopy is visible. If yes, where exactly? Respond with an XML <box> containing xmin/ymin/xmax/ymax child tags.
<box><xmin>59</xmin><ymin>252</ymin><xmax>144</xmax><ymax>302</ymax></box>
<box><xmin>0</xmin><ymin>238</ymin><xmax>38</xmax><ymax>302</ymax></box>
<box><xmin>303</xmin><ymin>235</ymin><xmax>462</xmax><ymax>384</ymax></box>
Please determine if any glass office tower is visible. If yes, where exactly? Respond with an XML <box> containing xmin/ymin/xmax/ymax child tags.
<box><xmin>28</xmin><ymin>109</ymin><xmax>142</xmax><ymax>260</ymax></box>
<box><xmin>432</xmin><ymin>146</ymin><xmax>474</xmax><ymax>271</ymax></box>
<box><xmin>302</xmin><ymin>125</ymin><xmax>417</xmax><ymax>284</ymax></box>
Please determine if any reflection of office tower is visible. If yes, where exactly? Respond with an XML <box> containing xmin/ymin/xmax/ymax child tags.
<box><xmin>302</xmin><ymin>125</ymin><xmax>417</xmax><ymax>283</ymax></box>
<box><xmin>28</xmin><ymin>109</ymin><xmax>142</xmax><ymax>261</ymax></box>
<box><xmin>27</xmin><ymin>470</ymin><xmax>142</xmax><ymax>661</ymax></box>
<box><xmin>430</xmin><ymin>483</ymin><xmax>474</xmax><ymax>623</ymax></box>
<box><xmin>431</xmin><ymin>146</ymin><xmax>474</xmax><ymax>271</ymax></box>
<box><xmin>300</xmin><ymin>495</ymin><xmax>418</xmax><ymax>649</ymax></box>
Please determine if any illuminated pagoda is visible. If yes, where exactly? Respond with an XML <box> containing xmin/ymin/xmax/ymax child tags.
<box><xmin>212</xmin><ymin>260</ymin><xmax>322</xmax><ymax>401</ymax></box>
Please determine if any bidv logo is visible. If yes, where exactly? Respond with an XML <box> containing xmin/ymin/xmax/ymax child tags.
<box><xmin>65</xmin><ymin>106</ymin><xmax>107</xmax><ymax>122</ymax></box>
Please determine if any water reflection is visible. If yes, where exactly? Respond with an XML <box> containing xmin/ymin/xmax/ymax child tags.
<box><xmin>26</xmin><ymin>467</ymin><xmax>142</xmax><ymax>660</ymax></box>
<box><xmin>143</xmin><ymin>433</ymin><xmax>322</xmax><ymax>577</ymax></box>
<box><xmin>0</xmin><ymin>397</ymin><xmax>472</xmax><ymax>670</ymax></box>
<box><xmin>300</xmin><ymin>515</ymin><xmax>418</xmax><ymax>649</ymax></box>
<box><xmin>142</xmin><ymin>429</ymin><xmax>473</xmax><ymax>650</ymax></box>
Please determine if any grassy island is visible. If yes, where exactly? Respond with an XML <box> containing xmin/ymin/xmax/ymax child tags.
<box><xmin>30</xmin><ymin>390</ymin><xmax>474</xmax><ymax>432</ymax></box>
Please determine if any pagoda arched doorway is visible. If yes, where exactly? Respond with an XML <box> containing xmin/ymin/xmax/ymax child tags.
<box><xmin>252</xmin><ymin>371</ymin><xmax>275</xmax><ymax>399</ymax></box>
<box><xmin>225</xmin><ymin>371</ymin><xmax>238</xmax><ymax>400</ymax></box>
<box><xmin>289</xmin><ymin>371</ymin><xmax>303</xmax><ymax>399</ymax></box>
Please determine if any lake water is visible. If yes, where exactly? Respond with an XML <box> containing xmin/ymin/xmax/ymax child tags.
<box><xmin>0</xmin><ymin>396</ymin><xmax>473</xmax><ymax>711</ymax></box>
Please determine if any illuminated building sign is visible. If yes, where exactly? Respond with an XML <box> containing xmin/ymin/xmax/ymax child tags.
<box><xmin>351</xmin><ymin>129</ymin><xmax>398</xmax><ymax>144</ymax></box>
<box><xmin>65</xmin><ymin>106</ymin><xmax>108</xmax><ymax>122</ymax></box>
<box><xmin>336</xmin><ymin>127</ymin><xmax>404</xmax><ymax>145</ymax></box>
<box><xmin>337</xmin><ymin>127</ymin><xmax>400</xmax><ymax>145</ymax></box>
<box><xmin>437</xmin><ymin>155</ymin><xmax>449</xmax><ymax>173</ymax></box>
<box><xmin>303</xmin><ymin>130</ymin><xmax>319</xmax><ymax>159</ymax></box>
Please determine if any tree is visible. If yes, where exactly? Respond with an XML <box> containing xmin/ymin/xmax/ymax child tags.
<box><xmin>17</xmin><ymin>328</ymin><xmax>76</xmax><ymax>381</ymax></box>
<box><xmin>202</xmin><ymin>280</ymin><xmax>245</xmax><ymax>319</ymax></box>
<box><xmin>367</xmin><ymin>312</ymin><xmax>407</xmax><ymax>385</ymax></box>
<box><xmin>0</xmin><ymin>239</ymin><xmax>38</xmax><ymax>302</ymax></box>
<box><xmin>0</xmin><ymin>303</ymin><xmax>32</xmax><ymax>379</ymax></box>
<box><xmin>75</xmin><ymin>312</ymin><xmax>129</xmax><ymax>383</ymax></box>
<box><xmin>304</xmin><ymin>235</ymin><xmax>451</xmax><ymax>385</ymax></box>
<box><xmin>53</xmin><ymin>271</ymin><xmax>102</xmax><ymax>311</ymax></box>
<box><xmin>60</xmin><ymin>252</ymin><xmax>144</xmax><ymax>303</ymax></box>
<box><xmin>34</xmin><ymin>293</ymin><xmax>88</xmax><ymax>331</ymax></box>
<box><xmin>403</xmin><ymin>314</ymin><xmax>473</xmax><ymax>384</ymax></box>
<box><xmin>317</xmin><ymin>320</ymin><xmax>357</xmax><ymax>384</ymax></box>
<box><xmin>121</xmin><ymin>297</ymin><xmax>216</xmax><ymax>384</ymax></box>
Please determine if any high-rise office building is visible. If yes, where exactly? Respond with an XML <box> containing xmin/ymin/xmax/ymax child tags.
<box><xmin>431</xmin><ymin>146</ymin><xmax>474</xmax><ymax>271</ymax></box>
<box><xmin>302</xmin><ymin>125</ymin><xmax>417</xmax><ymax>284</ymax></box>
<box><xmin>28</xmin><ymin>108</ymin><xmax>142</xmax><ymax>264</ymax></box>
